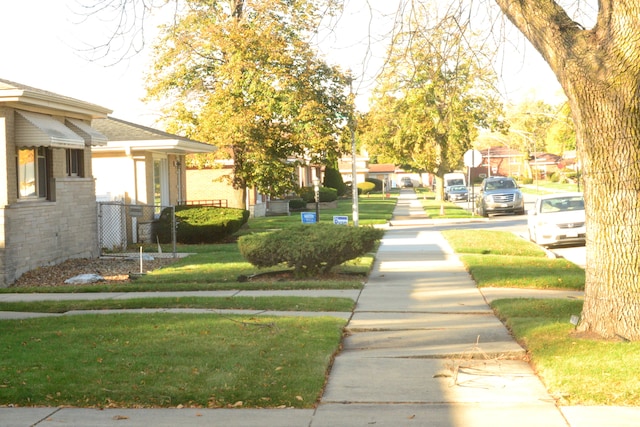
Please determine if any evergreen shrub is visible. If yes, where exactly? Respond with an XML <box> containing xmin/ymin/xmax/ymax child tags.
<box><xmin>155</xmin><ymin>206</ymin><xmax>249</xmax><ymax>244</ymax></box>
<box><xmin>299</xmin><ymin>186</ymin><xmax>338</xmax><ymax>203</ymax></box>
<box><xmin>323</xmin><ymin>167</ymin><xmax>347</xmax><ymax>196</ymax></box>
<box><xmin>238</xmin><ymin>223</ymin><xmax>385</xmax><ymax>277</ymax></box>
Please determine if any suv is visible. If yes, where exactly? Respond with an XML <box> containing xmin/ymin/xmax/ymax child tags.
<box><xmin>475</xmin><ymin>176</ymin><xmax>525</xmax><ymax>217</ymax></box>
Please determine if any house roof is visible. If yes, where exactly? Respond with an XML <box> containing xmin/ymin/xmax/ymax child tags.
<box><xmin>368</xmin><ymin>163</ymin><xmax>396</xmax><ymax>173</ymax></box>
<box><xmin>91</xmin><ymin>117</ymin><xmax>217</xmax><ymax>155</ymax></box>
<box><xmin>0</xmin><ymin>78</ymin><xmax>111</xmax><ymax>118</ymax></box>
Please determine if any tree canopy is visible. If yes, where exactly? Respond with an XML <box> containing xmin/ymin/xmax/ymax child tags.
<box><xmin>144</xmin><ymin>0</ymin><xmax>352</xmax><ymax>200</ymax></box>
<box><xmin>360</xmin><ymin>4</ymin><xmax>503</xmax><ymax>197</ymax></box>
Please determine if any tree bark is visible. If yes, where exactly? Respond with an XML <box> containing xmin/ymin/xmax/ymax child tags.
<box><xmin>494</xmin><ymin>0</ymin><xmax>640</xmax><ymax>340</ymax></box>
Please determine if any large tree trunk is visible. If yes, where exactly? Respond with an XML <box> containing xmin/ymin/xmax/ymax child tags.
<box><xmin>494</xmin><ymin>0</ymin><xmax>640</xmax><ymax>340</ymax></box>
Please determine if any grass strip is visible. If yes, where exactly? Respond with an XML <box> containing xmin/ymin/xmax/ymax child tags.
<box><xmin>0</xmin><ymin>296</ymin><xmax>355</xmax><ymax>313</ymax></box>
<box><xmin>443</xmin><ymin>230</ymin><xmax>584</xmax><ymax>290</ymax></box>
<box><xmin>492</xmin><ymin>299</ymin><xmax>640</xmax><ymax>406</ymax></box>
<box><xmin>0</xmin><ymin>313</ymin><xmax>346</xmax><ymax>408</ymax></box>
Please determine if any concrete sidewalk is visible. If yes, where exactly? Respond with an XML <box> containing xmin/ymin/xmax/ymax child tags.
<box><xmin>1</xmin><ymin>189</ymin><xmax>638</xmax><ymax>426</ymax></box>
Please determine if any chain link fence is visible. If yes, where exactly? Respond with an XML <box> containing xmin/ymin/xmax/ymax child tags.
<box><xmin>97</xmin><ymin>202</ymin><xmax>176</xmax><ymax>257</ymax></box>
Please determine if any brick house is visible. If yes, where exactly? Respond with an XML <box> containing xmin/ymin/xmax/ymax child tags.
<box><xmin>0</xmin><ymin>79</ymin><xmax>111</xmax><ymax>287</ymax></box>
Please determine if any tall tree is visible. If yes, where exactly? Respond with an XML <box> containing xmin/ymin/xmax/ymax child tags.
<box><xmin>361</xmin><ymin>5</ymin><xmax>503</xmax><ymax>199</ymax></box>
<box><xmin>144</xmin><ymin>0</ymin><xmax>351</xmax><ymax>204</ymax></box>
<box><xmin>493</xmin><ymin>0</ymin><xmax>640</xmax><ymax>340</ymax></box>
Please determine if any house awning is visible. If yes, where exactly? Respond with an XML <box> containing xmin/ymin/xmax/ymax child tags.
<box><xmin>65</xmin><ymin>118</ymin><xmax>108</xmax><ymax>146</ymax></box>
<box><xmin>15</xmin><ymin>110</ymin><xmax>84</xmax><ymax>149</ymax></box>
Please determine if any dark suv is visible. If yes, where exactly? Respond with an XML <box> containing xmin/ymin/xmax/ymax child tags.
<box><xmin>475</xmin><ymin>176</ymin><xmax>525</xmax><ymax>217</ymax></box>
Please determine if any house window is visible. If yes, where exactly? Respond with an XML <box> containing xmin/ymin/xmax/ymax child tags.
<box><xmin>66</xmin><ymin>149</ymin><xmax>84</xmax><ymax>177</ymax></box>
<box><xmin>17</xmin><ymin>147</ymin><xmax>50</xmax><ymax>199</ymax></box>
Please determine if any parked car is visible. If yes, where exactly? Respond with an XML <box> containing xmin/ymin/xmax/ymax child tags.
<box><xmin>475</xmin><ymin>176</ymin><xmax>525</xmax><ymax>217</ymax></box>
<box><xmin>444</xmin><ymin>185</ymin><xmax>468</xmax><ymax>202</ymax></box>
<box><xmin>528</xmin><ymin>193</ymin><xmax>586</xmax><ymax>247</ymax></box>
<box><xmin>401</xmin><ymin>177</ymin><xmax>413</xmax><ymax>188</ymax></box>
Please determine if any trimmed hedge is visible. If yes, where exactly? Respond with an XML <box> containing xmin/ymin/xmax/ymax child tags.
<box><xmin>155</xmin><ymin>206</ymin><xmax>249</xmax><ymax>244</ymax></box>
<box><xmin>238</xmin><ymin>223</ymin><xmax>385</xmax><ymax>277</ymax></box>
<box><xmin>366</xmin><ymin>177</ymin><xmax>383</xmax><ymax>191</ymax></box>
<box><xmin>299</xmin><ymin>186</ymin><xmax>338</xmax><ymax>203</ymax></box>
<box><xmin>357</xmin><ymin>181</ymin><xmax>376</xmax><ymax>195</ymax></box>
<box><xmin>288</xmin><ymin>199</ymin><xmax>307</xmax><ymax>211</ymax></box>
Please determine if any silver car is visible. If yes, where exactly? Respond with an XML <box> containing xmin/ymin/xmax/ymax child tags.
<box><xmin>528</xmin><ymin>193</ymin><xmax>586</xmax><ymax>247</ymax></box>
<box><xmin>475</xmin><ymin>177</ymin><xmax>525</xmax><ymax>217</ymax></box>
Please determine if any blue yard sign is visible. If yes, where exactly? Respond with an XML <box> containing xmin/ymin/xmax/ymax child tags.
<box><xmin>301</xmin><ymin>212</ymin><xmax>317</xmax><ymax>224</ymax></box>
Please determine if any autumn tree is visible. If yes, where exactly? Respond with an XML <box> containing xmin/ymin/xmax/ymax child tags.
<box><xmin>144</xmin><ymin>0</ymin><xmax>351</xmax><ymax>204</ymax></box>
<box><xmin>360</xmin><ymin>5</ymin><xmax>503</xmax><ymax>200</ymax></box>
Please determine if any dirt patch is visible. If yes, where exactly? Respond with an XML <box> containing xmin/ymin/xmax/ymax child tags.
<box><xmin>10</xmin><ymin>257</ymin><xmax>179</xmax><ymax>289</ymax></box>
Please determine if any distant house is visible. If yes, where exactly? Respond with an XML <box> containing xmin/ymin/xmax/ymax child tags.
<box><xmin>0</xmin><ymin>79</ymin><xmax>111</xmax><ymax>286</ymax></box>
<box><xmin>367</xmin><ymin>163</ymin><xmax>396</xmax><ymax>189</ymax></box>
<box><xmin>470</xmin><ymin>146</ymin><xmax>527</xmax><ymax>182</ymax></box>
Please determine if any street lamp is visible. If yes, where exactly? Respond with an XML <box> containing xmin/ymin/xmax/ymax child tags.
<box><xmin>312</xmin><ymin>176</ymin><xmax>320</xmax><ymax>223</ymax></box>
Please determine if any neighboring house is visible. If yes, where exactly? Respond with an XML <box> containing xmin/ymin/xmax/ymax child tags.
<box><xmin>470</xmin><ymin>146</ymin><xmax>527</xmax><ymax>182</ymax></box>
<box><xmin>531</xmin><ymin>152</ymin><xmax>563</xmax><ymax>179</ymax></box>
<box><xmin>186</xmin><ymin>159</ymin><xmax>321</xmax><ymax>218</ymax></box>
<box><xmin>0</xmin><ymin>79</ymin><xmax>111</xmax><ymax>287</ymax></box>
<box><xmin>186</xmin><ymin>161</ymin><xmax>267</xmax><ymax>217</ymax></box>
<box><xmin>91</xmin><ymin>117</ymin><xmax>217</xmax><ymax>251</ymax></box>
<box><xmin>91</xmin><ymin>117</ymin><xmax>216</xmax><ymax>207</ymax></box>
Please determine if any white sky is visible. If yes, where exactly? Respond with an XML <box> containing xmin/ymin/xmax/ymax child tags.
<box><xmin>0</xmin><ymin>0</ymin><xmax>565</xmax><ymax>128</ymax></box>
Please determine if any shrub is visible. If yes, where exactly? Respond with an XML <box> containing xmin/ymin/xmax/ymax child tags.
<box><xmin>366</xmin><ymin>177</ymin><xmax>383</xmax><ymax>192</ymax></box>
<box><xmin>549</xmin><ymin>172</ymin><xmax>560</xmax><ymax>183</ymax></box>
<box><xmin>238</xmin><ymin>223</ymin><xmax>385</xmax><ymax>277</ymax></box>
<box><xmin>357</xmin><ymin>181</ymin><xmax>376</xmax><ymax>195</ymax></box>
<box><xmin>288</xmin><ymin>199</ymin><xmax>307</xmax><ymax>211</ymax></box>
<box><xmin>155</xmin><ymin>206</ymin><xmax>249</xmax><ymax>244</ymax></box>
<box><xmin>323</xmin><ymin>167</ymin><xmax>347</xmax><ymax>196</ymax></box>
<box><xmin>520</xmin><ymin>177</ymin><xmax>534</xmax><ymax>185</ymax></box>
<box><xmin>299</xmin><ymin>186</ymin><xmax>338</xmax><ymax>203</ymax></box>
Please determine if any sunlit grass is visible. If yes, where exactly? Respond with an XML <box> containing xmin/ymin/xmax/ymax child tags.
<box><xmin>0</xmin><ymin>314</ymin><xmax>346</xmax><ymax>408</ymax></box>
<box><xmin>492</xmin><ymin>299</ymin><xmax>640</xmax><ymax>406</ymax></box>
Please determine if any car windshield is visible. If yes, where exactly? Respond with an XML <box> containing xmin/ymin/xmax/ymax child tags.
<box><xmin>485</xmin><ymin>179</ymin><xmax>515</xmax><ymax>191</ymax></box>
<box><xmin>540</xmin><ymin>196</ymin><xmax>584</xmax><ymax>213</ymax></box>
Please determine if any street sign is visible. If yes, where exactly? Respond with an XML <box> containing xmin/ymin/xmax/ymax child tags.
<box><xmin>333</xmin><ymin>215</ymin><xmax>349</xmax><ymax>225</ymax></box>
<box><xmin>464</xmin><ymin>149</ymin><xmax>482</xmax><ymax>168</ymax></box>
<box><xmin>301</xmin><ymin>212</ymin><xmax>317</xmax><ymax>224</ymax></box>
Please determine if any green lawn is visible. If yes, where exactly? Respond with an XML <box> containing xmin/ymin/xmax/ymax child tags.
<box><xmin>0</xmin><ymin>313</ymin><xmax>346</xmax><ymax>408</ymax></box>
<box><xmin>442</xmin><ymin>229</ymin><xmax>584</xmax><ymax>290</ymax></box>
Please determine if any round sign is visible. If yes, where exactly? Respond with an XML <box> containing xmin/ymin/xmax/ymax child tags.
<box><xmin>464</xmin><ymin>149</ymin><xmax>482</xmax><ymax>168</ymax></box>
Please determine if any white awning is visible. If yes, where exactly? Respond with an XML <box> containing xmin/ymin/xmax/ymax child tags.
<box><xmin>65</xmin><ymin>118</ymin><xmax>108</xmax><ymax>146</ymax></box>
<box><xmin>15</xmin><ymin>110</ymin><xmax>84</xmax><ymax>149</ymax></box>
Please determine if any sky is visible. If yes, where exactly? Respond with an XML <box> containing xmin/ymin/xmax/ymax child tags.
<box><xmin>0</xmin><ymin>0</ymin><xmax>566</xmax><ymax>128</ymax></box>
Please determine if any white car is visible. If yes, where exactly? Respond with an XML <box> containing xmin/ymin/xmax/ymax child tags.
<box><xmin>528</xmin><ymin>193</ymin><xmax>586</xmax><ymax>247</ymax></box>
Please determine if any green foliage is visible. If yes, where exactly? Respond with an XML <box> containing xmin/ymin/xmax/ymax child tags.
<box><xmin>323</xmin><ymin>166</ymin><xmax>347</xmax><ymax>196</ymax></box>
<box><xmin>365</xmin><ymin>177</ymin><xmax>383</xmax><ymax>191</ymax></box>
<box><xmin>288</xmin><ymin>199</ymin><xmax>307</xmax><ymax>211</ymax></box>
<box><xmin>299</xmin><ymin>186</ymin><xmax>338</xmax><ymax>203</ymax></box>
<box><xmin>238</xmin><ymin>224</ymin><xmax>385</xmax><ymax>277</ymax></box>
<box><xmin>145</xmin><ymin>0</ymin><xmax>353</xmax><ymax>198</ymax></box>
<box><xmin>155</xmin><ymin>206</ymin><xmax>249</xmax><ymax>244</ymax></box>
<box><xmin>357</xmin><ymin>181</ymin><xmax>376</xmax><ymax>195</ymax></box>
<box><xmin>359</xmin><ymin>8</ymin><xmax>504</xmax><ymax>178</ymax></box>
